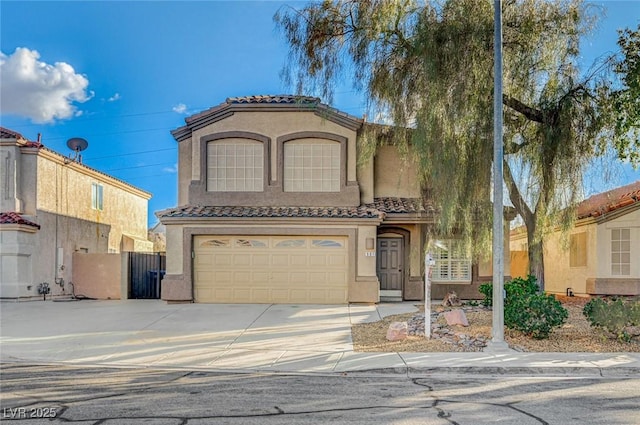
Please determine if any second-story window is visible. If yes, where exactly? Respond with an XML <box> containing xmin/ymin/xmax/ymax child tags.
<box><xmin>207</xmin><ymin>140</ymin><xmax>264</xmax><ymax>192</ymax></box>
<box><xmin>283</xmin><ymin>140</ymin><xmax>340</xmax><ymax>192</ymax></box>
<box><xmin>91</xmin><ymin>183</ymin><xmax>103</xmax><ymax>210</ymax></box>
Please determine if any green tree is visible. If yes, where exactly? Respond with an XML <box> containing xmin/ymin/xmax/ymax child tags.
<box><xmin>275</xmin><ymin>0</ymin><xmax>639</xmax><ymax>290</ymax></box>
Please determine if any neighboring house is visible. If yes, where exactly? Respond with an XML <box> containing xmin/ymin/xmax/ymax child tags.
<box><xmin>0</xmin><ymin>127</ymin><xmax>153</xmax><ymax>299</ymax></box>
<box><xmin>158</xmin><ymin>95</ymin><xmax>514</xmax><ymax>304</ymax></box>
<box><xmin>510</xmin><ymin>181</ymin><xmax>640</xmax><ymax>296</ymax></box>
<box><xmin>148</xmin><ymin>221</ymin><xmax>167</xmax><ymax>253</ymax></box>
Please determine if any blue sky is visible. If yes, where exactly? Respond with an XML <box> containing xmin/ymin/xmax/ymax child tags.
<box><xmin>1</xmin><ymin>0</ymin><xmax>639</xmax><ymax>227</ymax></box>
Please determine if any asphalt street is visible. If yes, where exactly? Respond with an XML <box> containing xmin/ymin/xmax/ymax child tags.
<box><xmin>1</xmin><ymin>362</ymin><xmax>639</xmax><ymax>425</ymax></box>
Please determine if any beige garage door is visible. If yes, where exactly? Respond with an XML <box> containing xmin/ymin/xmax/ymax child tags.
<box><xmin>193</xmin><ymin>235</ymin><xmax>349</xmax><ymax>303</ymax></box>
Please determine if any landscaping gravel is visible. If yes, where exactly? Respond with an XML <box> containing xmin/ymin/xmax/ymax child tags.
<box><xmin>351</xmin><ymin>297</ymin><xmax>640</xmax><ymax>353</ymax></box>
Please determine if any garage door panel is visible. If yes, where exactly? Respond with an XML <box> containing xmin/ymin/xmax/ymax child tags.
<box><xmin>234</xmin><ymin>271</ymin><xmax>251</xmax><ymax>283</ymax></box>
<box><xmin>271</xmin><ymin>255</ymin><xmax>289</xmax><ymax>266</ymax></box>
<box><xmin>252</xmin><ymin>254</ymin><xmax>270</xmax><ymax>266</ymax></box>
<box><xmin>308</xmin><ymin>256</ymin><xmax>327</xmax><ymax>266</ymax></box>
<box><xmin>327</xmin><ymin>255</ymin><xmax>347</xmax><ymax>266</ymax></box>
<box><xmin>290</xmin><ymin>255</ymin><xmax>308</xmax><ymax>266</ymax></box>
<box><xmin>194</xmin><ymin>235</ymin><xmax>348</xmax><ymax>303</ymax></box>
<box><xmin>214</xmin><ymin>254</ymin><xmax>233</xmax><ymax>266</ymax></box>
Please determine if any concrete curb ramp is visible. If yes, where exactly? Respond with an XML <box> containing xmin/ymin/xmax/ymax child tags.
<box><xmin>1</xmin><ymin>300</ymin><xmax>639</xmax><ymax>376</ymax></box>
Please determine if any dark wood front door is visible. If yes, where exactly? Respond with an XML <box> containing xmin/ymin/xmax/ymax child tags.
<box><xmin>377</xmin><ymin>237</ymin><xmax>403</xmax><ymax>291</ymax></box>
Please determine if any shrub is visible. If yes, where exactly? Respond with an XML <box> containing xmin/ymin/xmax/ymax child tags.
<box><xmin>478</xmin><ymin>283</ymin><xmax>493</xmax><ymax>306</ymax></box>
<box><xmin>583</xmin><ymin>297</ymin><xmax>640</xmax><ymax>342</ymax></box>
<box><xmin>479</xmin><ymin>275</ymin><xmax>539</xmax><ymax>307</ymax></box>
<box><xmin>478</xmin><ymin>275</ymin><xmax>568</xmax><ymax>339</ymax></box>
<box><xmin>505</xmin><ymin>293</ymin><xmax>568</xmax><ymax>339</ymax></box>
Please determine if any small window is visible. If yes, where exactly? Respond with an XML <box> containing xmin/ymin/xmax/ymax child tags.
<box><xmin>431</xmin><ymin>240</ymin><xmax>471</xmax><ymax>282</ymax></box>
<box><xmin>570</xmin><ymin>232</ymin><xmax>587</xmax><ymax>267</ymax></box>
<box><xmin>275</xmin><ymin>239</ymin><xmax>306</xmax><ymax>248</ymax></box>
<box><xmin>91</xmin><ymin>183</ymin><xmax>103</xmax><ymax>210</ymax></box>
<box><xmin>235</xmin><ymin>239</ymin><xmax>267</xmax><ymax>248</ymax></box>
<box><xmin>202</xmin><ymin>239</ymin><xmax>230</xmax><ymax>247</ymax></box>
<box><xmin>312</xmin><ymin>239</ymin><xmax>343</xmax><ymax>248</ymax></box>
<box><xmin>611</xmin><ymin>228</ymin><xmax>631</xmax><ymax>276</ymax></box>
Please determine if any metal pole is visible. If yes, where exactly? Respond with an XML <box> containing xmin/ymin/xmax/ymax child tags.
<box><xmin>424</xmin><ymin>252</ymin><xmax>431</xmax><ymax>339</ymax></box>
<box><xmin>490</xmin><ymin>0</ymin><xmax>507</xmax><ymax>348</ymax></box>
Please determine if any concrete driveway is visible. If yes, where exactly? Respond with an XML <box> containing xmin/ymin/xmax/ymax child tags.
<box><xmin>0</xmin><ymin>299</ymin><xmax>416</xmax><ymax>373</ymax></box>
<box><xmin>2</xmin><ymin>299</ymin><xmax>639</xmax><ymax>375</ymax></box>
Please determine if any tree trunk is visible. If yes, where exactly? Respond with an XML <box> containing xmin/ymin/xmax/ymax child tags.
<box><xmin>526</xmin><ymin>225</ymin><xmax>545</xmax><ymax>292</ymax></box>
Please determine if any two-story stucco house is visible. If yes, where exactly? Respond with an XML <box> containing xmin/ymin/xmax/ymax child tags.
<box><xmin>511</xmin><ymin>181</ymin><xmax>640</xmax><ymax>296</ymax></box>
<box><xmin>158</xmin><ymin>95</ymin><xmax>512</xmax><ymax>304</ymax></box>
<box><xmin>0</xmin><ymin>127</ymin><xmax>153</xmax><ymax>299</ymax></box>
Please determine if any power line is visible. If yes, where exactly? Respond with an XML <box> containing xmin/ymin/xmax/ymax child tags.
<box><xmin>103</xmin><ymin>162</ymin><xmax>176</xmax><ymax>172</ymax></box>
<box><xmin>83</xmin><ymin>147</ymin><xmax>176</xmax><ymax>161</ymax></box>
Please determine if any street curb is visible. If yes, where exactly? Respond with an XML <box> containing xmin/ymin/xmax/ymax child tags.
<box><xmin>346</xmin><ymin>366</ymin><xmax>640</xmax><ymax>377</ymax></box>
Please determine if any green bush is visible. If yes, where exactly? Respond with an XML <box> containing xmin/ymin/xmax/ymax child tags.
<box><xmin>583</xmin><ymin>297</ymin><xmax>640</xmax><ymax>342</ymax></box>
<box><xmin>479</xmin><ymin>275</ymin><xmax>539</xmax><ymax>307</ymax></box>
<box><xmin>505</xmin><ymin>293</ymin><xmax>568</xmax><ymax>339</ymax></box>
<box><xmin>478</xmin><ymin>275</ymin><xmax>568</xmax><ymax>339</ymax></box>
<box><xmin>478</xmin><ymin>283</ymin><xmax>493</xmax><ymax>306</ymax></box>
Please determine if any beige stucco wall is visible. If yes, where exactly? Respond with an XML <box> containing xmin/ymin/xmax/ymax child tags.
<box><xmin>373</xmin><ymin>145</ymin><xmax>421</xmax><ymax>198</ymax></box>
<box><xmin>595</xmin><ymin>208</ymin><xmax>640</xmax><ymax>280</ymax></box>
<box><xmin>36</xmin><ymin>152</ymin><xmax>151</xmax><ymax>253</ymax></box>
<box><xmin>542</xmin><ymin>223</ymin><xmax>598</xmax><ymax>295</ymax></box>
<box><xmin>72</xmin><ymin>252</ymin><xmax>127</xmax><ymax>299</ymax></box>
<box><xmin>510</xmin><ymin>207</ymin><xmax>639</xmax><ymax>295</ymax></box>
<box><xmin>178</xmin><ymin>138</ymin><xmax>192</xmax><ymax>206</ymax></box>
<box><xmin>0</xmin><ymin>228</ymin><xmax>37</xmax><ymax>298</ymax></box>
<box><xmin>189</xmin><ymin>111</ymin><xmax>358</xmax><ymax>184</ymax></box>
<box><xmin>0</xmin><ymin>139</ymin><xmax>152</xmax><ymax>299</ymax></box>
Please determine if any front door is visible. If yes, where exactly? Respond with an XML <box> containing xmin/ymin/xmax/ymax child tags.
<box><xmin>377</xmin><ymin>237</ymin><xmax>403</xmax><ymax>296</ymax></box>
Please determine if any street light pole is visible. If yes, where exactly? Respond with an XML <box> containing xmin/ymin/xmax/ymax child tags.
<box><xmin>490</xmin><ymin>0</ymin><xmax>508</xmax><ymax>349</ymax></box>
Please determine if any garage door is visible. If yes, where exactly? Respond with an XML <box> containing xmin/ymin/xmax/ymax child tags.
<box><xmin>193</xmin><ymin>235</ymin><xmax>349</xmax><ymax>303</ymax></box>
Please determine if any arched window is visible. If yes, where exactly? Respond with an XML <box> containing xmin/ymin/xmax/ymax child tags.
<box><xmin>207</xmin><ymin>139</ymin><xmax>264</xmax><ymax>191</ymax></box>
<box><xmin>283</xmin><ymin>139</ymin><xmax>340</xmax><ymax>192</ymax></box>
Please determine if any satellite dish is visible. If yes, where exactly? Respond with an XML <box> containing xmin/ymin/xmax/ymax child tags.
<box><xmin>67</xmin><ymin>137</ymin><xmax>88</xmax><ymax>152</ymax></box>
<box><xmin>66</xmin><ymin>137</ymin><xmax>88</xmax><ymax>163</ymax></box>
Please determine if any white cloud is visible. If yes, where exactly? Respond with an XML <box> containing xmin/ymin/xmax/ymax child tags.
<box><xmin>107</xmin><ymin>93</ymin><xmax>121</xmax><ymax>102</ymax></box>
<box><xmin>0</xmin><ymin>47</ymin><xmax>91</xmax><ymax>123</ymax></box>
<box><xmin>163</xmin><ymin>164</ymin><xmax>178</xmax><ymax>173</ymax></box>
<box><xmin>172</xmin><ymin>103</ymin><xmax>187</xmax><ymax>114</ymax></box>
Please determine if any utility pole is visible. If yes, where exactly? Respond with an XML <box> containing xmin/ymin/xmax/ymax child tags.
<box><xmin>489</xmin><ymin>0</ymin><xmax>508</xmax><ymax>350</ymax></box>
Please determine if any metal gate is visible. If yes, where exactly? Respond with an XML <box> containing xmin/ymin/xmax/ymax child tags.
<box><xmin>129</xmin><ymin>252</ymin><xmax>166</xmax><ymax>299</ymax></box>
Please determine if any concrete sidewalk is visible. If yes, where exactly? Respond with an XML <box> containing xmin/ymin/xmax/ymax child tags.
<box><xmin>1</xmin><ymin>300</ymin><xmax>638</xmax><ymax>376</ymax></box>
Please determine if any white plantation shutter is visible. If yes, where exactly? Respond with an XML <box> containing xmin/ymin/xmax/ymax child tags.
<box><xmin>432</xmin><ymin>240</ymin><xmax>472</xmax><ymax>282</ymax></box>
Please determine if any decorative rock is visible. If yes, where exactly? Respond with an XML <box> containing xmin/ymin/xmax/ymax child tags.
<box><xmin>443</xmin><ymin>309</ymin><xmax>469</xmax><ymax>326</ymax></box>
<box><xmin>386</xmin><ymin>321</ymin><xmax>408</xmax><ymax>341</ymax></box>
<box><xmin>624</xmin><ymin>326</ymin><xmax>640</xmax><ymax>337</ymax></box>
<box><xmin>442</xmin><ymin>291</ymin><xmax>461</xmax><ymax>307</ymax></box>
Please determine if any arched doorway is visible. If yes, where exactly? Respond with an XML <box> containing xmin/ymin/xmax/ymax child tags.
<box><xmin>377</xmin><ymin>227</ymin><xmax>410</xmax><ymax>300</ymax></box>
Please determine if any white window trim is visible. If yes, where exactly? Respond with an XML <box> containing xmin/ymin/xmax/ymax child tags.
<box><xmin>611</xmin><ymin>228</ymin><xmax>631</xmax><ymax>276</ymax></box>
<box><xmin>431</xmin><ymin>239</ymin><xmax>472</xmax><ymax>283</ymax></box>
<box><xmin>91</xmin><ymin>183</ymin><xmax>103</xmax><ymax>211</ymax></box>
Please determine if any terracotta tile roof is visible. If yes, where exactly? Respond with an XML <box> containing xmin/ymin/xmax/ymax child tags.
<box><xmin>226</xmin><ymin>95</ymin><xmax>320</xmax><ymax>105</ymax></box>
<box><xmin>174</xmin><ymin>94</ymin><xmax>363</xmax><ymax>141</ymax></box>
<box><xmin>366</xmin><ymin>197</ymin><xmax>437</xmax><ymax>214</ymax></box>
<box><xmin>158</xmin><ymin>204</ymin><xmax>384</xmax><ymax>220</ymax></box>
<box><xmin>0</xmin><ymin>212</ymin><xmax>40</xmax><ymax>228</ymax></box>
<box><xmin>0</xmin><ymin>126</ymin><xmax>24</xmax><ymax>139</ymax></box>
<box><xmin>158</xmin><ymin>197</ymin><xmax>443</xmax><ymax>221</ymax></box>
<box><xmin>577</xmin><ymin>181</ymin><xmax>640</xmax><ymax>219</ymax></box>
